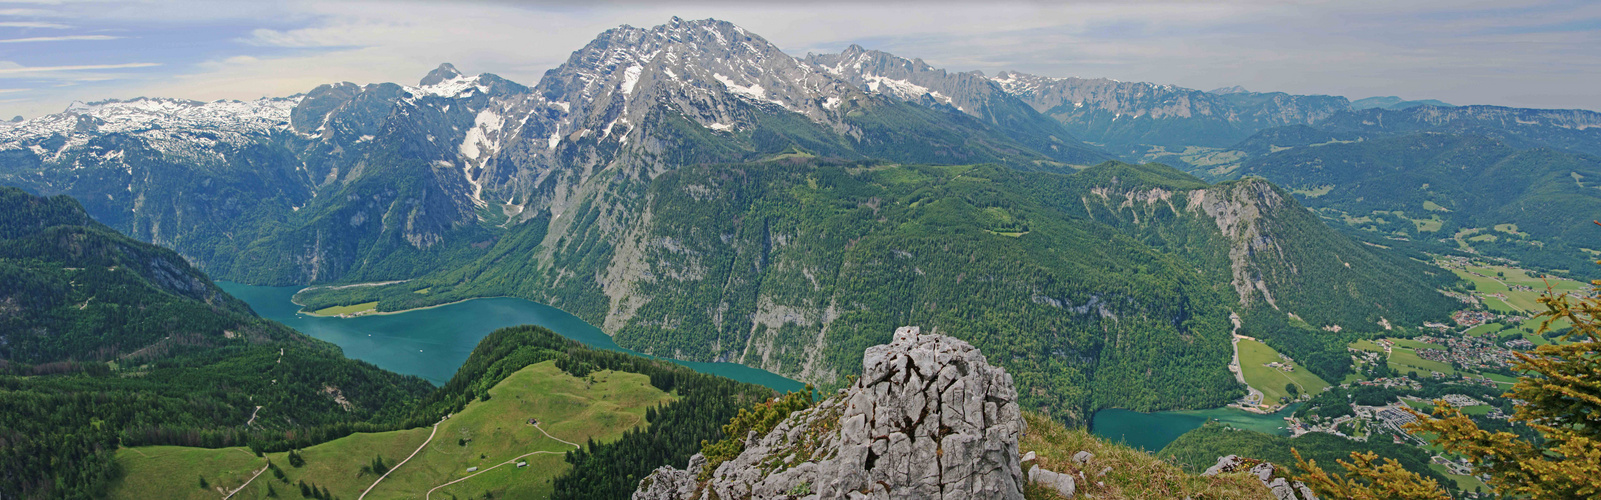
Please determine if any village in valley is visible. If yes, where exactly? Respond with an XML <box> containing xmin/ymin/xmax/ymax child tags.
<box><xmin>1218</xmin><ymin>254</ymin><xmax>1590</xmax><ymax>497</ymax></box>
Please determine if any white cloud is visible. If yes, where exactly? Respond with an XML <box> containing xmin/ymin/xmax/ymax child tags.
<box><xmin>0</xmin><ymin>62</ymin><xmax>158</xmax><ymax>74</ymax></box>
<box><xmin>0</xmin><ymin>8</ymin><xmax>61</xmax><ymax>17</ymax></box>
<box><xmin>0</xmin><ymin>35</ymin><xmax>120</xmax><ymax>43</ymax></box>
<box><xmin>0</xmin><ymin>21</ymin><xmax>70</xmax><ymax>28</ymax></box>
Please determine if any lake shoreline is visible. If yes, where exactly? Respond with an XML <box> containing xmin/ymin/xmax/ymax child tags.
<box><xmin>301</xmin><ymin>296</ymin><xmax>510</xmax><ymax>318</ymax></box>
<box><xmin>218</xmin><ymin>281</ymin><xmax>806</xmax><ymax>392</ymax></box>
<box><xmin>1090</xmin><ymin>403</ymin><xmax>1300</xmax><ymax>452</ymax></box>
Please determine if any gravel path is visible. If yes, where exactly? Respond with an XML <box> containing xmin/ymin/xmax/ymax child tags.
<box><xmin>358</xmin><ymin>417</ymin><xmax>444</xmax><ymax>500</ymax></box>
<box><xmin>423</xmin><ymin>424</ymin><xmax>580</xmax><ymax>500</ymax></box>
<box><xmin>221</xmin><ymin>464</ymin><xmax>270</xmax><ymax>499</ymax></box>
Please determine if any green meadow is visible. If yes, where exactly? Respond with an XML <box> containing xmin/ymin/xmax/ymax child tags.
<box><xmin>107</xmin><ymin>361</ymin><xmax>673</xmax><ymax>500</ymax></box>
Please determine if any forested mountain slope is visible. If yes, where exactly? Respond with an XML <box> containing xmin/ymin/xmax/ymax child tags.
<box><xmin>1233</xmin><ymin>133</ymin><xmax>1601</xmax><ymax>277</ymax></box>
<box><xmin>297</xmin><ymin>159</ymin><xmax>1455</xmax><ymax>422</ymax></box>
<box><xmin>0</xmin><ymin>187</ymin><xmax>432</xmax><ymax>499</ymax></box>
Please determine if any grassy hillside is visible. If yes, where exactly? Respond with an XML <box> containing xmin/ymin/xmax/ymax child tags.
<box><xmin>108</xmin><ymin>360</ymin><xmax>674</xmax><ymax>500</ymax></box>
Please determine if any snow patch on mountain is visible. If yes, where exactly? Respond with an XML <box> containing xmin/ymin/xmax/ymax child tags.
<box><xmin>411</xmin><ymin>74</ymin><xmax>487</xmax><ymax>98</ymax></box>
<box><xmin>621</xmin><ymin>65</ymin><xmax>644</xmax><ymax>96</ymax></box>
<box><xmin>860</xmin><ymin>74</ymin><xmax>951</xmax><ymax>105</ymax></box>
<box><xmin>460</xmin><ymin>108</ymin><xmax>504</xmax><ymax>162</ymax></box>
<box><xmin>0</xmin><ymin>97</ymin><xmax>298</xmax><ymax>147</ymax></box>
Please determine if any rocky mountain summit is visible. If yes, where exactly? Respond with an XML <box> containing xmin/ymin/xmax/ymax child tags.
<box><xmin>634</xmin><ymin>326</ymin><xmax>1029</xmax><ymax>499</ymax></box>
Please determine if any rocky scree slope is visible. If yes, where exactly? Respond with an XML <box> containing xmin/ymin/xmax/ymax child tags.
<box><xmin>634</xmin><ymin>326</ymin><xmax>1028</xmax><ymax>500</ymax></box>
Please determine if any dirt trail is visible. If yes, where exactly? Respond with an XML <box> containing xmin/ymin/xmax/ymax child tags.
<box><xmin>423</xmin><ymin>450</ymin><xmax>566</xmax><ymax>500</ymax></box>
<box><xmin>358</xmin><ymin>417</ymin><xmax>444</xmax><ymax>500</ymax></box>
<box><xmin>534</xmin><ymin>423</ymin><xmax>580</xmax><ymax>448</ymax></box>
<box><xmin>423</xmin><ymin>424</ymin><xmax>580</xmax><ymax>500</ymax></box>
<box><xmin>222</xmin><ymin>464</ymin><xmax>270</xmax><ymax>499</ymax></box>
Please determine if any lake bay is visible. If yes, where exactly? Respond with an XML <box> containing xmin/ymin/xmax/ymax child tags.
<box><xmin>219</xmin><ymin>282</ymin><xmax>805</xmax><ymax>392</ymax></box>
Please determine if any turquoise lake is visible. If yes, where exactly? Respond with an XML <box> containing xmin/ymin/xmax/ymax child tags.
<box><xmin>218</xmin><ymin>280</ymin><xmax>1283</xmax><ymax>448</ymax></box>
<box><xmin>218</xmin><ymin>282</ymin><xmax>805</xmax><ymax>393</ymax></box>
<box><xmin>1090</xmin><ymin>404</ymin><xmax>1300</xmax><ymax>452</ymax></box>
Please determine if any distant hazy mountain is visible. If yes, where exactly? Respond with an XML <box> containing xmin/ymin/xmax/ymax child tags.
<box><xmin>985</xmin><ymin>71</ymin><xmax>1351</xmax><ymax>154</ymax></box>
<box><xmin>1316</xmin><ymin>104</ymin><xmax>1601</xmax><ymax>157</ymax></box>
<box><xmin>1349</xmin><ymin>96</ymin><xmax>1454</xmax><ymax>110</ymax></box>
<box><xmin>1207</xmin><ymin>85</ymin><xmax>1250</xmax><ymax>95</ymax></box>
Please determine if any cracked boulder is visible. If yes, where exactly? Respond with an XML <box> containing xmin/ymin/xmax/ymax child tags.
<box><xmin>634</xmin><ymin>326</ymin><xmax>1027</xmax><ymax>500</ymax></box>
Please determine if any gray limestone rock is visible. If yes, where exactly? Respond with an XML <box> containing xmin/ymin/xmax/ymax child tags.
<box><xmin>632</xmin><ymin>326</ymin><xmax>1026</xmax><ymax>500</ymax></box>
<box><xmin>1028</xmin><ymin>465</ymin><xmax>1076</xmax><ymax>498</ymax></box>
<box><xmin>1071</xmin><ymin>451</ymin><xmax>1094</xmax><ymax>466</ymax></box>
<box><xmin>1200</xmin><ymin>455</ymin><xmax>1319</xmax><ymax>500</ymax></box>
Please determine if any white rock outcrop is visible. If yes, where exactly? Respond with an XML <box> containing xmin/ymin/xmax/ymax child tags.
<box><xmin>1203</xmin><ymin>455</ymin><xmax>1319</xmax><ymax>500</ymax></box>
<box><xmin>634</xmin><ymin>326</ymin><xmax>1027</xmax><ymax>500</ymax></box>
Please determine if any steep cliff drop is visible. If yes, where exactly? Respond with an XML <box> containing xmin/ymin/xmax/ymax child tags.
<box><xmin>635</xmin><ymin>326</ymin><xmax>1027</xmax><ymax>500</ymax></box>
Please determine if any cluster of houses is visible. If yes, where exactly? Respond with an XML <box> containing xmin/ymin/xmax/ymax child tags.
<box><xmin>1412</xmin><ymin>334</ymin><xmax>1520</xmax><ymax>370</ymax></box>
<box><xmin>1451</xmin><ymin>310</ymin><xmax>1497</xmax><ymax>327</ymax></box>
<box><xmin>1353</xmin><ymin>377</ymin><xmax>1421</xmax><ymax>391</ymax></box>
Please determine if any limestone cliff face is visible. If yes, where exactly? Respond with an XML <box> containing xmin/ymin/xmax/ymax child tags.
<box><xmin>1185</xmin><ymin>179</ymin><xmax>1291</xmax><ymax>310</ymax></box>
<box><xmin>634</xmin><ymin>326</ymin><xmax>1027</xmax><ymax>500</ymax></box>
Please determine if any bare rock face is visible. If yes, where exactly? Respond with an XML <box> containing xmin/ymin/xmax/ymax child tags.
<box><xmin>634</xmin><ymin>326</ymin><xmax>1027</xmax><ymax>500</ymax></box>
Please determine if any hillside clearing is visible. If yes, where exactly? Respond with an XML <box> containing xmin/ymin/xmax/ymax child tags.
<box><xmin>108</xmin><ymin>360</ymin><xmax>673</xmax><ymax>500</ymax></box>
<box><xmin>1237</xmin><ymin>339</ymin><xmax>1329</xmax><ymax>403</ymax></box>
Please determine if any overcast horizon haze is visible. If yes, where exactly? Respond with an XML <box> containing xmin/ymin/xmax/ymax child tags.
<box><xmin>0</xmin><ymin>0</ymin><xmax>1598</xmax><ymax>119</ymax></box>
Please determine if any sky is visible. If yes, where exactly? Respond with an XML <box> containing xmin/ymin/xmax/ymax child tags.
<box><xmin>0</xmin><ymin>0</ymin><xmax>1597</xmax><ymax>119</ymax></box>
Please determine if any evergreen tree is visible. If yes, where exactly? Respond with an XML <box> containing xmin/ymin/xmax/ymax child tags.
<box><xmin>1297</xmin><ymin>243</ymin><xmax>1601</xmax><ymax>498</ymax></box>
<box><xmin>1407</xmin><ymin>249</ymin><xmax>1601</xmax><ymax>497</ymax></box>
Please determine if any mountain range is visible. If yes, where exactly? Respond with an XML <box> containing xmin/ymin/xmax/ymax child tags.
<box><xmin>2</xmin><ymin>15</ymin><xmax>1595</xmax><ymax>500</ymax></box>
<box><xmin>0</xmin><ymin>17</ymin><xmax>1525</xmax><ymax>419</ymax></box>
